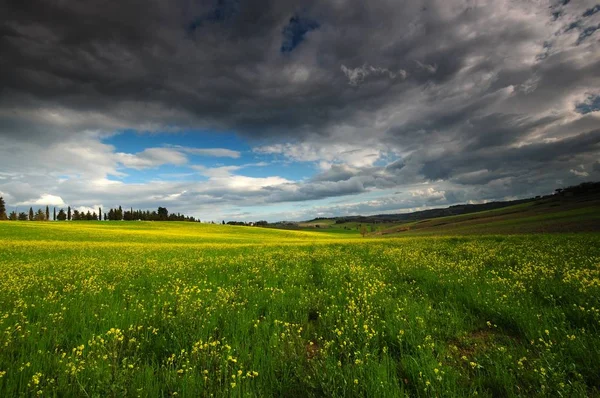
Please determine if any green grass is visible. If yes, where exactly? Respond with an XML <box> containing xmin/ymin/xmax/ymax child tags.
<box><xmin>0</xmin><ymin>222</ymin><xmax>599</xmax><ymax>397</ymax></box>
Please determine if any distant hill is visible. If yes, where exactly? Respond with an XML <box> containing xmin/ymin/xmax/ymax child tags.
<box><xmin>292</xmin><ymin>181</ymin><xmax>600</xmax><ymax>235</ymax></box>
<box><xmin>328</xmin><ymin>198</ymin><xmax>536</xmax><ymax>224</ymax></box>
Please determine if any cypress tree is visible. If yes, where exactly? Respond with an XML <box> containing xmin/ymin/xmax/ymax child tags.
<box><xmin>53</xmin><ymin>207</ymin><xmax>56</xmax><ymax>221</ymax></box>
<box><xmin>0</xmin><ymin>197</ymin><xmax>7</xmax><ymax>220</ymax></box>
<box><xmin>67</xmin><ymin>206</ymin><xmax>71</xmax><ymax>221</ymax></box>
<box><xmin>45</xmin><ymin>205</ymin><xmax>50</xmax><ymax>221</ymax></box>
<box><xmin>29</xmin><ymin>207</ymin><xmax>34</xmax><ymax>221</ymax></box>
<box><xmin>99</xmin><ymin>207</ymin><xmax>102</xmax><ymax>221</ymax></box>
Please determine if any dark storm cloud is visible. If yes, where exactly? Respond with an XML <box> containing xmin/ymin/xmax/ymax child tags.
<box><xmin>280</xmin><ymin>14</ymin><xmax>320</xmax><ymax>53</ymax></box>
<box><xmin>0</xmin><ymin>0</ymin><xmax>534</xmax><ymax>138</ymax></box>
<box><xmin>1</xmin><ymin>0</ymin><xmax>600</xmax><ymax>217</ymax></box>
<box><xmin>421</xmin><ymin>129</ymin><xmax>600</xmax><ymax>181</ymax></box>
<box><xmin>187</xmin><ymin>0</ymin><xmax>241</xmax><ymax>33</ymax></box>
<box><xmin>583</xmin><ymin>5</ymin><xmax>600</xmax><ymax>17</ymax></box>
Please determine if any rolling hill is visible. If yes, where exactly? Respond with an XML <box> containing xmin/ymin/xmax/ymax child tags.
<box><xmin>292</xmin><ymin>182</ymin><xmax>600</xmax><ymax>235</ymax></box>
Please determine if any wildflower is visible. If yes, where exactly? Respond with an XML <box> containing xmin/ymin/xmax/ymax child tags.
<box><xmin>31</xmin><ymin>372</ymin><xmax>42</xmax><ymax>386</ymax></box>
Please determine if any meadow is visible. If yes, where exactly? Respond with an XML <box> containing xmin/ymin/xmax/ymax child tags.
<box><xmin>0</xmin><ymin>222</ymin><xmax>599</xmax><ymax>397</ymax></box>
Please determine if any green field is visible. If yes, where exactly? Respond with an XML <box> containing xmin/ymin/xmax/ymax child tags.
<box><xmin>1</xmin><ymin>222</ymin><xmax>599</xmax><ymax>397</ymax></box>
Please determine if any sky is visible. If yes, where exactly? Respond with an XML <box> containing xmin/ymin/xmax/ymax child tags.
<box><xmin>0</xmin><ymin>0</ymin><xmax>599</xmax><ymax>222</ymax></box>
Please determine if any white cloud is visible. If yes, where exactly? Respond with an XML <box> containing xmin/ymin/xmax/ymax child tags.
<box><xmin>255</xmin><ymin>142</ymin><xmax>386</xmax><ymax>168</ymax></box>
<box><xmin>17</xmin><ymin>194</ymin><xmax>66</xmax><ymax>207</ymax></box>
<box><xmin>570</xmin><ymin>165</ymin><xmax>590</xmax><ymax>177</ymax></box>
<box><xmin>411</xmin><ymin>187</ymin><xmax>446</xmax><ymax>201</ymax></box>
<box><xmin>171</xmin><ymin>146</ymin><xmax>241</xmax><ymax>158</ymax></box>
<box><xmin>415</xmin><ymin>61</ymin><xmax>437</xmax><ymax>74</ymax></box>
<box><xmin>216</xmin><ymin>175</ymin><xmax>291</xmax><ymax>191</ymax></box>
<box><xmin>74</xmin><ymin>205</ymin><xmax>104</xmax><ymax>215</ymax></box>
<box><xmin>192</xmin><ymin>164</ymin><xmax>291</xmax><ymax>191</ymax></box>
<box><xmin>192</xmin><ymin>165</ymin><xmax>242</xmax><ymax>178</ymax></box>
<box><xmin>115</xmin><ymin>148</ymin><xmax>188</xmax><ymax>170</ymax></box>
<box><xmin>341</xmin><ymin>64</ymin><xmax>406</xmax><ymax>86</ymax></box>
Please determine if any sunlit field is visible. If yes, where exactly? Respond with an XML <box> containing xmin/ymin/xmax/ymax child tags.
<box><xmin>0</xmin><ymin>222</ymin><xmax>599</xmax><ymax>397</ymax></box>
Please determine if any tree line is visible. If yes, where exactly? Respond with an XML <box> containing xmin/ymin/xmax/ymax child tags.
<box><xmin>0</xmin><ymin>198</ymin><xmax>197</xmax><ymax>222</ymax></box>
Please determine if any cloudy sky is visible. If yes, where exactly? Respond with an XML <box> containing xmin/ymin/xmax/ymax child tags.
<box><xmin>1</xmin><ymin>0</ymin><xmax>599</xmax><ymax>221</ymax></box>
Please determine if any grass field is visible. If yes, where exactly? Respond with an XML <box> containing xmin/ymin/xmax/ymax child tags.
<box><xmin>0</xmin><ymin>222</ymin><xmax>599</xmax><ymax>397</ymax></box>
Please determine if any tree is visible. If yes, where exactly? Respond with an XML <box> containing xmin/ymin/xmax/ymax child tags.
<box><xmin>0</xmin><ymin>197</ymin><xmax>7</xmax><ymax>220</ymax></box>
<box><xmin>34</xmin><ymin>209</ymin><xmax>46</xmax><ymax>221</ymax></box>
<box><xmin>29</xmin><ymin>207</ymin><xmax>34</xmax><ymax>221</ymax></box>
<box><xmin>57</xmin><ymin>209</ymin><xmax>67</xmax><ymax>221</ymax></box>
<box><xmin>45</xmin><ymin>205</ymin><xmax>50</xmax><ymax>221</ymax></box>
<box><xmin>157</xmin><ymin>207</ymin><xmax>168</xmax><ymax>221</ymax></box>
<box><xmin>72</xmin><ymin>210</ymin><xmax>80</xmax><ymax>221</ymax></box>
<box><xmin>360</xmin><ymin>225</ymin><xmax>368</xmax><ymax>237</ymax></box>
<box><xmin>99</xmin><ymin>207</ymin><xmax>102</xmax><ymax>221</ymax></box>
<box><xmin>18</xmin><ymin>212</ymin><xmax>28</xmax><ymax>221</ymax></box>
<box><xmin>67</xmin><ymin>206</ymin><xmax>71</xmax><ymax>221</ymax></box>
<box><xmin>53</xmin><ymin>207</ymin><xmax>56</xmax><ymax>221</ymax></box>
<box><xmin>9</xmin><ymin>211</ymin><xmax>17</xmax><ymax>221</ymax></box>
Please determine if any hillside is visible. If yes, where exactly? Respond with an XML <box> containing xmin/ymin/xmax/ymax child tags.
<box><xmin>293</xmin><ymin>182</ymin><xmax>600</xmax><ymax>235</ymax></box>
<box><xmin>381</xmin><ymin>193</ymin><xmax>600</xmax><ymax>235</ymax></box>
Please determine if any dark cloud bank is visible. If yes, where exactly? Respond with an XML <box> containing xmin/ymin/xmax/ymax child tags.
<box><xmin>0</xmin><ymin>0</ymin><xmax>599</xmax><ymax>220</ymax></box>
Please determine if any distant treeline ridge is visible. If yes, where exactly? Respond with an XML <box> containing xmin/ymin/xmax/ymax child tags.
<box><xmin>0</xmin><ymin>202</ymin><xmax>198</xmax><ymax>222</ymax></box>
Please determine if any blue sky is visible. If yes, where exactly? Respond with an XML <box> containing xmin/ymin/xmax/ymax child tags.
<box><xmin>91</xmin><ymin>130</ymin><xmax>420</xmax><ymax>221</ymax></box>
<box><xmin>106</xmin><ymin>130</ymin><xmax>315</xmax><ymax>183</ymax></box>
